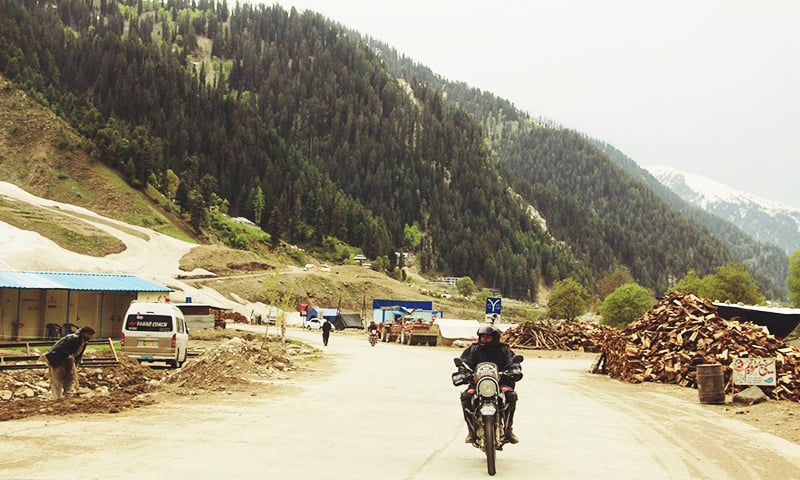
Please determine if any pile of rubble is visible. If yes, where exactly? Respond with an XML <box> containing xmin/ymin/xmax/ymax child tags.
<box><xmin>0</xmin><ymin>350</ymin><xmax>163</xmax><ymax>400</ymax></box>
<box><xmin>595</xmin><ymin>292</ymin><xmax>800</xmax><ymax>401</ymax></box>
<box><xmin>162</xmin><ymin>337</ymin><xmax>295</xmax><ymax>390</ymax></box>
<box><xmin>0</xmin><ymin>335</ymin><xmax>315</xmax><ymax>420</ymax></box>
<box><xmin>0</xmin><ymin>353</ymin><xmax>165</xmax><ymax>420</ymax></box>
<box><xmin>503</xmin><ymin>320</ymin><xmax>614</xmax><ymax>352</ymax></box>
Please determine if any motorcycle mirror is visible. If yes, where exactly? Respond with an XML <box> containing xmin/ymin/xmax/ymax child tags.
<box><xmin>513</xmin><ymin>354</ymin><xmax>524</xmax><ymax>363</ymax></box>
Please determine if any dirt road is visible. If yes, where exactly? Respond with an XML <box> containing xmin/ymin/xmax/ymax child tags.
<box><xmin>1</xmin><ymin>328</ymin><xmax>800</xmax><ymax>479</ymax></box>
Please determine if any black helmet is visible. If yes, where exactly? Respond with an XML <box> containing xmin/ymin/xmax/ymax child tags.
<box><xmin>476</xmin><ymin>325</ymin><xmax>500</xmax><ymax>348</ymax></box>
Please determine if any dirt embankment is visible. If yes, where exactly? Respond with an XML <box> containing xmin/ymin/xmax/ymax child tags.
<box><xmin>178</xmin><ymin>244</ymin><xmax>473</xmax><ymax>317</ymax></box>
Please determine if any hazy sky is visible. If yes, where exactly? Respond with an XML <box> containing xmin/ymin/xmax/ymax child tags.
<box><xmin>277</xmin><ymin>1</ymin><xmax>800</xmax><ymax>208</ymax></box>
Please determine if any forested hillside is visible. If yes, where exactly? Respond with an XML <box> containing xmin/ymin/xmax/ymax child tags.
<box><xmin>0</xmin><ymin>0</ymin><xmax>766</xmax><ymax>300</ymax></box>
<box><xmin>596</xmin><ymin>142</ymin><xmax>789</xmax><ymax>299</ymax></box>
<box><xmin>0</xmin><ymin>0</ymin><xmax>588</xmax><ymax>300</ymax></box>
<box><xmin>368</xmin><ymin>39</ymin><xmax>742</xmax><ymax>296</ymax></box>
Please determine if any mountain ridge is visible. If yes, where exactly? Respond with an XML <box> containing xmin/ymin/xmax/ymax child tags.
<box><xmin>647</xmin><ymin>165</ymin><xmax>800</xmax><ymax>256</ymax></box>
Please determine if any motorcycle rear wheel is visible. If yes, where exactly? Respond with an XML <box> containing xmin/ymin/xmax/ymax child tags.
<box><xmin>484</xmin><ymin>415</ymin><xmax>496</xmax><ymax>475</ymax></box>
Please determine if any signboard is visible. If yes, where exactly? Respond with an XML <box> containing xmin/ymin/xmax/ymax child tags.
<box><xmin>485</xmin><ymin>297</ymin><xmax>502</xmax><ymax>315</ymax></box>
<box><xmin>731</xmin><ymin>357</ymin><xmax>777</xmax><ymax>386</ymax></box>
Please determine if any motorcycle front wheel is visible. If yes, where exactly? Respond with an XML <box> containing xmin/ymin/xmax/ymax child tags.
<box><xmin>484</xmin><ymin>415</ymin><xmax>496</xmax><ymax>475</ymax></box>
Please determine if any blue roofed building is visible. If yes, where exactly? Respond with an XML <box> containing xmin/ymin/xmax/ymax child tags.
<box><xmin>0</xmin><ymin>271</ymin><xmax>171</xmax><ymax>341</ymax></box>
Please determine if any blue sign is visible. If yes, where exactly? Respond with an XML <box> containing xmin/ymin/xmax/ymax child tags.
<box><xmin>485</xmin><ymin>297</ymin><xmax>502</xmax><ymax>315</ymax></box>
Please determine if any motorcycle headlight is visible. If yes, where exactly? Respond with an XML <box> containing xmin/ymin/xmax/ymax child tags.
<box><xmin>477</xmin><ymin>378</ymin><xmax>498</xmax><ymax>398</ymax></box>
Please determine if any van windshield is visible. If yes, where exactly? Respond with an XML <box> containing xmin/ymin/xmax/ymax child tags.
<box><xmin>125</xmin><ymin>314</ymin><xmax>173</xmax><ymax>332</ymax></box>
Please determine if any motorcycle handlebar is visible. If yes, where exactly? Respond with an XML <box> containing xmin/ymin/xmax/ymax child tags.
<box><xmin>501</xmin><ymin>365</ymin><xmax>523</xmax><ymax>381</ymax></box>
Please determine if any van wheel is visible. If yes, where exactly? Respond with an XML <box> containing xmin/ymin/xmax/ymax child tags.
<box><xmin>178</xmin><ymin>349</ymin><xmax>187</xmax><ymax>368</ymax></box>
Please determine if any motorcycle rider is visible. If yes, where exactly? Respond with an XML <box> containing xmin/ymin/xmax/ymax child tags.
<box><xmin>367</xmin><ymin>321</ymin><xmax>379</xmax><ymax>343</ymax></box>
<box><xmin>367</xmin><ymin>321</ymin><xmax>379</xmax><ymax>336</ymax></box>
<box><xmin>458</xmin><ymin>325</ymin><xmax>522</xmax><ymax>444</ymax></box>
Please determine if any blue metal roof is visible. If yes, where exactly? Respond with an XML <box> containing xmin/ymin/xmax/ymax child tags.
<box><xmin>0</xmin><ymin>271</ymin><xmax>64</xmax><ymax>289</ymax></box>
<box><xmin>372</xmin><ymin>299</ymin><xmax>433</xmax><ymax>310</ymax></box>
<box><xmin>0</xmin><ymin>271</ymin><xmax>171</xmax><ymax>292</ymax></box>
<box><xmin>308</xmin><ymin>307</ymin><xmax>339</xmax><ymax>318</ymax></box>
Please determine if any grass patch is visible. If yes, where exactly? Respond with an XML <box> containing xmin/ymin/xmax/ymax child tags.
<box><xmin>0</xmin><ymin>198</ymin><xmax>125</xmax><ymax>256</ymax></box>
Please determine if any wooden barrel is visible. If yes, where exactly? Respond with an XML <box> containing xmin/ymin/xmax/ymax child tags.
<box><xmin>696</xmin><ymin>363</ymin><xmax>725</xmax><ymax>404</ymax></box>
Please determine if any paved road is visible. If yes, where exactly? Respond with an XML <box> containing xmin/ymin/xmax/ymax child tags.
<box><xmin>1</xmin><ymin>327</ymin><xmax>799</xmax><ymax>479</ymax></box>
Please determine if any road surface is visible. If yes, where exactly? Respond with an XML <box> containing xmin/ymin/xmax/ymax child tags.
<box><xmin>1</xmin><ymin>327</ymin><xmax>799</xmax><ymax>479</ymax></box>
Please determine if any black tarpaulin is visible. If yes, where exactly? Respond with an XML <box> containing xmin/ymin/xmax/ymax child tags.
<box><xmin>714</xmin><ymin>303</ymin><xmax>800</xmax><ymax>340</ymax></box>
<box><xmin>336</xmin><ymin>313</ymin><xmax>363</xmax><ymax>330</ymax></box>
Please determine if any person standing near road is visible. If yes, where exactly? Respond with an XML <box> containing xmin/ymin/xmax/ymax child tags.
<box><xmin>321</xmin><ymin>319</ymin><xmax>332</xmax><ymax>346</ymax></box>
<box><xmin>43</xmin><ymin>326</ymin><xmax>95</xmax><ymax>399</ymax></box>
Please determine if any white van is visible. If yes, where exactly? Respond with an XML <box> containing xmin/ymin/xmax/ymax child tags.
<box><xmin>121</xmin><ymin>302</ymin><xmax>189</xmax><ymax>368</ymax></box>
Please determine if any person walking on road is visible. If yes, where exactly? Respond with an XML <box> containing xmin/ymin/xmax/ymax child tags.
<box><xmin>43</xmin><ymin>325</ymin><xmax>95</xmax><ymax>399</ymax></box>
<box><xmin>321</xmin><ymin>319</ymin><xmax>333</xmax><ymax>346</ymax></box>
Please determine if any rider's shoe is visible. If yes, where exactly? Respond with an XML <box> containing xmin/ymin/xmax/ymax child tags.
<box><xmin>505</xmin><ymin>428</ymin><xmax>519</xmax><ymax>444</ymax></box>
<box><xmin>464</xmin><ymin>432</ymin><xmax>476</xmax><ymax>443</ymax></box>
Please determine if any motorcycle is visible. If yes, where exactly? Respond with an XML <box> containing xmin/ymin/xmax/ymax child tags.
<box><xmin>452</xmin><ymin>355</ymin><xmax>523</xmax><ymax>476</ymax></box>
<box><xmin>368</xmin><ymin>329</ymin><xmax>379</xmax><ymax>346</ymax></box>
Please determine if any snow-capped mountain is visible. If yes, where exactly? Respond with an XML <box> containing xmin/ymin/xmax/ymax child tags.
<box><xmin>646</xmin><ymin>165</ymin><xmax>800</xmax><ymax>255</ymax></box>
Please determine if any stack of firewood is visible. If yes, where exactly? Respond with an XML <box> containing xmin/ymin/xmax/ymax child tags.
<box><xmin>554</xmin><ymin>321</ymin><xmax>616</xmax><ymax>353</ymax></box>
<box><xmin>503</xmin><ymin>320</ymin><xmax>614</xmax><ymax>352</ymax></box>
<box><xmin>596</xmin><ymin>292</ymin><xmax>800</xmax><ymax>401</ymax></box>
<box><xmin>503</xmin><ymin>321</ymin><xmax>566</xmax><ymax>350</ymax></box>
<box><xmin>222</xmin><ymin>311</ymin><xmax>250</xmax><ymax>324</ymax></box>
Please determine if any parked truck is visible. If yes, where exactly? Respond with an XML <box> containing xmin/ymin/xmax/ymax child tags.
<box><xmin>380</xmin><ymin>319</ymin><xmax>403</xmax><ymax>343</ymax></box>
<box><xmin>377</xmin><ymin>314</ymin><xmax>438</xmax><ymax>345</ymax></box>
<box><xmin>399</xmin><ymin>314</ymin><xmax>439</xmax><ymax>346</ymax></box>
<box><xmin>371</xmin><ymin>299</ymin><xmax>440</xmax><ymax>346</ymax></box>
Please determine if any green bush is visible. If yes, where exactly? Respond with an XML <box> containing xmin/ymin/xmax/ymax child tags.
<box><xmin>457</xmin><ymin>277</ymin><xmax>476</xmax><ymax>297</ymax></box>
<box><xmin>546</xmin><ymin>278</ymin><xmax>588</xmax><ymax>321</ymax></box>
<box><xmin>600</xmin><ymin>283</ymin><xmax>654</xmax><ymax>329</ymax></box>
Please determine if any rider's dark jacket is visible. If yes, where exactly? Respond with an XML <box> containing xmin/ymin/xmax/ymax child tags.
<box><xmin>459</xmin><ymin>342</ymin><xmax>519</xmax><ymax>388</ymax></box>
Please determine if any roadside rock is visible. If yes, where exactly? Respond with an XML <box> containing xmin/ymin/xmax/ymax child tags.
<box><xmin>733</xmin><ymin>386</ymin><xmax>769</xmax><ymax>405</ymax></box>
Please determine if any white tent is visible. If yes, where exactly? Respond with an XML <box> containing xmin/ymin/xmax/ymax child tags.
<box><xmin>436</xmin><ymin>319</ymin><xmax>480</xmax><ymax>344</ymax></box>
<box><xmin>436</xmin><ymin>319</ymin><xmax>518</xmax><ymax>346</ymax></box>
